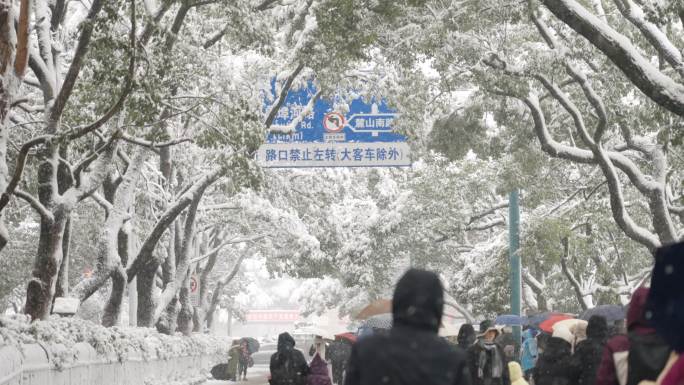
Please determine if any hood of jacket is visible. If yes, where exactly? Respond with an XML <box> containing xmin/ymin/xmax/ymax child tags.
<box><xmin>586</xmin><ymin>314</ymin><xmax>608</xmax><ymax>341</ymax></box>
<box><xmin>277</xmin><ymin>332</ymin><xmax>296</xmax><ymax>352</ymax></box>
<box><xmin>523</xmin><ymin>329</ymin><xmax>536</xmax><ymax>341</ymax></box>
<box><xmin>309</xmin><ymin>353</ymin><xmax>328</xmax><ymax>376</ymax></box>
<box><xmin>457</xmin><ymin>323</ymin><xmax>476</xmax><ymax>347</ymax></box>
<box><xmin>392</xmin><ymin>269</ymin><xmax>444</xmax><ymax>333</ymax></box>
<box><xmin>543</xmin><ymin>336</ymin><xmax>572</xmax><ymax>361</ymax></box>
<box><xmin>627</xmin><ymin>287</ymin><xmax>653</xmax><ymax>331</ymax></box>
<box><xmin>508</xmin><ymin>361</ymin><xmax>524</xmax><ymax>382</ymax></box>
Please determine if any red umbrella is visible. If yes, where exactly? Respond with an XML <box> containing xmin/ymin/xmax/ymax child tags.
<box><xmin>539</xmin><ymin>314</ymin><xmax>574</xmax><ymax>332</ymax></box>
<box><xmin>335</xmin><ymin>332</ymin><xmax>357</xmax><ymax>343</ymax></box>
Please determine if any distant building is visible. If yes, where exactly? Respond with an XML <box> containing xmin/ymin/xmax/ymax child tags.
<box><xmin>232</xmin><ymin>309</ymin><xmax>303</xmax><ymax>339</ymax></box>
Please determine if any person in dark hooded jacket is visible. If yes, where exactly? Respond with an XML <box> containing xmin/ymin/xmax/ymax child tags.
<box><xmin>344</xmin><ymin>269</ymin><xmax>472</xmax><ymax>385</ymax></box>
<box><xmin>533</xmin><ymin>334</ymin><xmax>574</xmax><ymax>385</ymax></box>
<box><xmin>270</xmin><ymin>332</ymin><xmax>310</xmax><ymax>385</ymax></box>
<box><xmin>569</xmin><ymin>315</ymin><xmax>608</xmax><ymax>385</ymax></box>
<box><xmin>458</xmin><ymin>324</ymin><xmax>477</xmax><ymax>350</ymax></box>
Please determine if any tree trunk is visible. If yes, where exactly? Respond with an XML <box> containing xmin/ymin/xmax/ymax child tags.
<box><xmin>102</xmin><ymin>264</ymin><xmax>126</xmax><ymax>326</ymax></box>
<box><xmin>205</xmin><ymin>251</ymin><xmax>248</xmax><ymax>331</ymax></box>
<box><xmin>193</xmin><ymin>230</ymin><xmax>221</xmax><ymax>332</ymax></box>
<box><xmin>177</xmin><ymin>279</ymin><xmax>193</xmax><ymax>336</ymax></box>
<box><xmin>54</xmin><ymin>216</ymin><xmax>71</xmax><ymax>299</ymax></box>
<box><xmin>128</xmin><ymin>277</ymin><xmax>138</xmax><ymax>326</ymax></box>
<box><xmin>71</xmin><ymin>150</ymin><xmax>143</xmax><ymax>308</ymax></box>
<box><xmin>25</xmin><ymin>210</ymin><xmax>68</xmax><ymax>320</ymax></box>
<box><xmin>137</xmin><ymin>259</ymin><xmax>161</xmax><ymax>327</ymax></box>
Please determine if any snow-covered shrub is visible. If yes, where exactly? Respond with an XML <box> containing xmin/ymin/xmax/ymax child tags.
<box><xmin>0</xmin><ymin>315</ymin><xmax>232</xmax><ymax>370</ymax></box>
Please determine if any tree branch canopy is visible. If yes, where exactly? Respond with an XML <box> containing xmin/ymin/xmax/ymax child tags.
<box><xmin>50</xmin><ymin>0</ymin><xmax>106</xmax><ymax>125</ymax></box>
<box><xmin>541</xmin><ymin>0</ymin><xmax>684</xmax><ymax>117</ymax></box>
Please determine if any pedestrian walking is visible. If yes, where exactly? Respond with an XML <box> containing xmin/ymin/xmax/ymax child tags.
<box><xmin>569</xmin><ymin>315</ymin><xmax>608</xmax><ymax>385</ymax></box>
<box><xmin>227</xmin><ymin>341</ymin><xmax>241</xmax><ymax>381</ymax></box>
<box><xmin>328</xmin><ymin>339</ymin><xmax>352</xmax><ymax>385</ymax></box>
<box><xmin>238</xmin><ymin>339</ymin><xmax>253</xmax><ymax>381</ymax></box>
<box><xmin>307</xmin><ymin>353</ymin><xmax>333</xmax><ymax>385</ymax></box>
<box><xmin>469</xmin><ymin>325</ymin><xmax>509</xmax><ymax>385</ymax></box>
<box><xmin>520</xmin><ymin>329</ymin><xmax>538</xmax><ymax>380</ymax></box>
<box><xmin>344</xmin><ymin>268</ymin><xmax>472</xmax><ymax>385</ymax></box>
<box><xmin>458</xmin><ymin>324</ymin><xmax>477</xmax><ymax>350</ymax></box>
<box><xmin>595</xmin><ymin>288</ymin><xmax>671</xmax><ymax>385</ymax></box>
<box><xmin>270</xmin><ymin>332</ymin><xmax>309</xmax><ymax>385</ymax></box>
<box><xmin>533</xmin><ymin>327</ymin><xmax>574</xmax><ymax>385</ymax></box>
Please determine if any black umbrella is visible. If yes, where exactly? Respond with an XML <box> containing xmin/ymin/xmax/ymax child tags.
<box><xmin>580</xmin><ymin>305</ymin><xmax>626</xmax><ymax>323</ymax></box>
<box><xmin>363</xmin><ymin>313</ymin><xmax>392</xmax><ymax>330</ymax></box>
<box><xmin>241</xmin><ymin>337</ymin><xmax>260</xmax><ymax>354</ymax></box>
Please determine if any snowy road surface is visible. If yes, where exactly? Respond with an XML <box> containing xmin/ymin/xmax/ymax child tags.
<box><xmin>206</xmin><ymin>364</ymin><xmax>270</xmax><ymax>385</ymax></box>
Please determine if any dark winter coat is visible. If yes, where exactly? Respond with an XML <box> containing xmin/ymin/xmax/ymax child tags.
<box><xmin>596</xmin><ymin>287</ymin><xmax>671</xmax><ymax>385</ymax></box>
<box><xmin>569</xmin><ymin>315</ymin><xmax>608</xmax><ymax>385</ymax></box>
<box><xmin>468</xmin><ymin>339</ymin><xmax>510</xmax><ymax>385</ymax></box>
<box><xmin>533</xmin><ymin>336</ymin><xmax>574</xmax><ymax>385</ymax></box>
<box><xmin>647</xmin><ymin>241</ymin><xmax>684</xmax><ymax>353</ymax></box>
<box><xmin>328</xmin><ymin>341</ymin><xmax>351</xmax><ymax>385</ymax></box>
<box><xmin>270</xmin><ymin>332</ymin><xmax>310</xmax><ymax>385</ymax></box>
<box><xmin>458</xmin><ymin>324</ymin><xmax>477</xmax><ymax>350</ymax></box>
<box><xmin>307</xmin><ymin>353</ymin><xmax>332</xmax><ymax>385</ymax></box>
<box><xmin>344</xmin><ymin>269</ymin><xmax>472</xmax><ymax>385</ymax></box>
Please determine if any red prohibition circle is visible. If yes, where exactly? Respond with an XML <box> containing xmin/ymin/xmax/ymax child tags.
<box><xmin>323</xmin><ymin>112</ymin><xmax>345</xmax><ymax>133</ymax></box>
<box><xmin>190</xmin><ymin>277</ymin><xmax>198</xmax><ymax>292</ymax></box>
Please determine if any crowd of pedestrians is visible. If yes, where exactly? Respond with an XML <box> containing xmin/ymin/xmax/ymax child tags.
<box><xmin>260</xmin><ymin>241</ymin><xmax>683</xmax><ymax>385</ymax></box>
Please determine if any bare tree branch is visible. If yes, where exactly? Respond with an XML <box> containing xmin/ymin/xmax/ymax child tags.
<box><xmin>120</xmin><ymin>133</ymin><xmax>193</xmax><ymax>148</ymax></box>
<box><xmin>0</xmin><ymin>136</ymin><xmax>50</xmax><ymax>212</ymax></box>
<box><xmin>15</xmin><ymin>189</ymin><xmax>53</xmax><ymax>222</ymax></box>
<box><xmin>265</xmin><ymin>63</ymin><xmax>305</xmax><ymax>128</ymax></box>
<box><xmin>190</xmin><ymin>235</ymin><xmax>266</xmax><ymax>264</ymax></box>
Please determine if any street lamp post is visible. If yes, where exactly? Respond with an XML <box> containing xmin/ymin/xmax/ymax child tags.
<box><xmin>509</xmin><ymin>190</ymin><xmax>522</xmax><ymax>350</ymax></box>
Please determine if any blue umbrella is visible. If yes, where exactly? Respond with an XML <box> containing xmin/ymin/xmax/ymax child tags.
<box><xmin>495</xmin><ymin>314</ymin><xmax>528</xmax><ymax>326</ymax></box>
<box><xmin>580</xmin><ymin>305</ymin><xmax>626</xmax><ymax>323</ymax></box>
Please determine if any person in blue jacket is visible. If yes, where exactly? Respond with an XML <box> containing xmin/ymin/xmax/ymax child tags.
<box><xmin>520</xmin><ymin>329</ymin><xmax>538</xmax><ymax>381</ymax></box>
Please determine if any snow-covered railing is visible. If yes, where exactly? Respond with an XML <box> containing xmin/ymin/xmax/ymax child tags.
<box><xmin>0</xmin><ymin>316</ymin><xmax>231</xmax><ymax>385</ymax></box>
<box><xmin>0</xmin><ymin>342</ymin><xmax>225</xmax><ymax>385</ymax></box>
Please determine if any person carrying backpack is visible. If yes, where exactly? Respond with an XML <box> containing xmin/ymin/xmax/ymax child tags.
<box><xmin>595</xmin><ymin>287</ymin><xmax>671</xmax><ymax>385</ymax></box>
<box><xmin>270</xmin><ymin>332</ymin><xmax>310</xmax><ymax>385</ymax></box>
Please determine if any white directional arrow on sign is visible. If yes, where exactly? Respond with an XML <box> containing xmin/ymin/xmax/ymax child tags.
<box><xmin>345</xmin><ymin>113</ymin><xmax>398</xmax><ymax>136</ymax></box>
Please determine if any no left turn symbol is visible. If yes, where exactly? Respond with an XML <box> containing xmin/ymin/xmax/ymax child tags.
<box><xmin>324</xmin><ymin>112</ymin><xmax>345</xmax><ymax>133</ymax></box>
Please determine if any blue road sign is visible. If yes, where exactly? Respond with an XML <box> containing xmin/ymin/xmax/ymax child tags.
<box><xmin>265</xmin><ymin>80</ymin><xmax>406</xmax><ymax>144</ymax></box>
